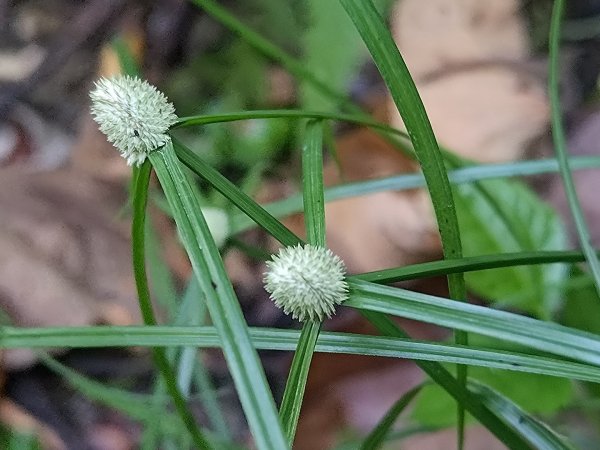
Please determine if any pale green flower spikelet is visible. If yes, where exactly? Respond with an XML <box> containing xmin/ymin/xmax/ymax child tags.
<box><xmin>264</xmin><ymin>244</ymin><xmax>348</xmax><ymax>322</ymax></box>
<box><xmin>90</xmin><ymin>75</ymin><xmax>177</xmax><ymax>166</ymax></box>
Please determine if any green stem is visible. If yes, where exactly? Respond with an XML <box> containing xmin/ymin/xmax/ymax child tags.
<box><xmin>131</xmin><ymin>160</ymin><xmax>212</xmax><ymax>450</ymax></box>
<box><xmin>549</xmin><ymin>0</ymin><xmax>600</xmax><ymax>298</ymax></box>
<box><xmin>279</xmin><ymin>120</ymin><xmax>326</xmax><ymax>443</ymax></box>
<box><xmin>338</xmin><ymin>1</ymin><xmax>468</xmax><ymax>445</ymax></box>
<box><xmin>353</xmin><ymin>249</ymin><xmax>596</xmax><ymax>284</ymax></box>
<box><xmin>149</xmin><ymin>144</ymin><xmax>288</xmax><ymax>450</ymax></box>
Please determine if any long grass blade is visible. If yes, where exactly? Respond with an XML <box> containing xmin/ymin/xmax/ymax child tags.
<box><xmin>549</xmin><ymin>0</ymin><xmax>600</xmax><ymax>298</ymax></box>
<box><xmin>131</xmin><ymin>160</ymin><xmax>212</xmax><ymax>450</ymax></box>
<box><xmin>354</xmin><ymin>250</ymin><xmax>595</xmax><ymax>284</ymax></box>
<box><xmin>230</xmin><ymin>154</ymin><xmax>600</xmax><ymax>235</ymax></box>
<box><xmin>279</xmin><ymin>120</ymin><xmax>326</xmax><ymax>443</ymax></box>
<box><xmin>149</xmin><ymin>143</ymin><xmax>289</xmax><ymax>450</ymax></box>
<box><xmin>347</xmin><ymin>279</ymin><xmax>600</xmax><ymax>366</ymax></box>
<box><xmin>4</xmin><ymin>327</ymin><xmax>600</xmax><ymax>383</ymax></box>
<box><xmin>357</xmin><ymin>311</ymin><xmax>531</xmax><ymax>450</ymax></box>
<box><xmin>172</xmin><ymin>138</ymin><xmax>301</xmax><ymax>248</ymax></box>
<box><xmin>360</xmin><ymin>384</ymin><xmax>423</xmax><ymax>450</ymax></box>
<box><xmin>338</xmin><ymin>0</ymin><xmax>468</xmax><ymax>444</ymax></box>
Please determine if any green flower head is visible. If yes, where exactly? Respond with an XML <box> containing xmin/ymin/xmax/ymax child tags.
<box><xmin>90</xmin><ymin>75</ymin><xmax>177</xmax><ymax>166</ymax></box>
<box><xmin>264</xmin><ymin>244</ymin><xmax>348</xmax><ymax>322</ymax></box>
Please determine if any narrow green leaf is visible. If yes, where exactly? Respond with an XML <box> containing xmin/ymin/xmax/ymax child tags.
<box><xmin>471</xmin><ymin>381</ymin><xmax>575</xmax><ymax>450</ymax></box>
<box><xmin>40</xmin><ymin>353</ymin><xmax>160</xmax><ymax>421</ymax></box>
<box><xmin>172</xmin><ymin>138</ymin><xmax>301</xmax><ymax>248</ymax></box>
<box><xmin>338</xmin><ymin>0</ymin><xmax>467</xmax><ymax>443</ymax></box>
<box><xmin>131</xmin><ymin>160</ymin><xmax>211</xmax><ymax>450</ymax></box>
<box><xmin>360</xmin><ymin>384</ymin><xmax>423</xmax><ymax>450</ymax></box>
<box><xmin>230</xmin><ymin>153</ymin><xmax>600</xmax><ymax>236</ymax></box>
<box><xmin>413</xmin><ymin>368</ymin><xmax>573</xmax><ymax>428</ymax></box>
<box><xmin>358</xmin><ymin>312</ymin><xmax>531</xmax><ymax>450</ymax></box>
<box><xmin>279</xmin><ymin>120</ymin><xmax>326</xmax><ymax>443</ymax></box>
<box><xmin>301</xmin><ymin>120</ymin><xmax>326</xmax><ymax>247</ymax></box>
<box><xmin>354</xmin><ymin>250</ymin><xmax>593</xmax><ymax>285</ymax></box>
<box><xmin>4</xmin><ymin>326</ymin><xmax>600</xmax><ymax>383</ymax></box>
<box><xmin>149</xmin><ymin>143</ymin><xmax>289</xmax><ymax>450</ymax></box>
<box><xmin>549</xmin><ymin>0</ymin><xmax>600</xmax><ymax>298</ymax></box>
<box><xmin>347</xmin><ymin>279</ymin><xmax>600</xmax><ymax>366</ymax></box>
<box><xmin>173</xmin><ymin>278</ymin><xmax>231</xmax><ymax>440</ymax></box>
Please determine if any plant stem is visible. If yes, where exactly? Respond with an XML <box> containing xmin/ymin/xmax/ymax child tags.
<box><xmin>131</xmin><ymin>160</ymin><xmax>212</xmax><ymax>450</ymax></box>
<box><xmin>549</xmin><ymin>0</ymin><xmax>600</xmax><ymax>298</ymax></box>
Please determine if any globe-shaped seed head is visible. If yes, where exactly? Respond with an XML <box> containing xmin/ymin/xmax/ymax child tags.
<box><xmin>263</xmin><ymin>244</ymin><xmax>348</xmax><ymax>322</ymax></box>
<box><xmin>90</xmin><ymin>75</ymin><xmax>177</xmax><ymax>166</ymax></box>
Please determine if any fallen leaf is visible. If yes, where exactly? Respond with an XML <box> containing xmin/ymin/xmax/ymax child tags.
<box><xmin>0</xmin><ymin>399</ymin><xmax>67</xmax><ymax>450</ymax></box>
<box><xmin>0</xmin><ymin>168</ymin><xmax>140</xmax><ymax>369</ymax></box>
<box><xmin>392</xmin><ymin>0</ymin><xmax>528</xmax><ymax>79</ymax></box>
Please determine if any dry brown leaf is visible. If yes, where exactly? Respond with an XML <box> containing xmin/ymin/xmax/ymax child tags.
<box><xmin>389</xmin><ymin>0</ymin><xmax>548</xmax><ymax>164</ymax></box>
<box><xmin>0</xmin><ymin>399</ymin><xmax>67</xmax><ymax>450</ymax></box>
<box><xmin>402</xmin><ymin>65</ymin><xmax>549</xmax><ymax>163</ymax></box>
<box><xmin>393</xmin><ymin>0</ymin><xmax>527</xmax><ymax>79</ymax></box>
<box><xmin>323</xmin><ymin>126</ymin><xmax>439</xmax><ymax>273</ymax></box>
<box><xmin>402</xmin><ymin>426</ymin><xmax>507</xmax><ymax>450</ymax></box>
<box><xmin>0</xmin><ymin>168</ymin><xmax>140</xmax><ymax>369</ymax></box>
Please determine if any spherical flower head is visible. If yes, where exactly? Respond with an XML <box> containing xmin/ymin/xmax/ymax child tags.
<box><xmin>90</xmin><ymin>75</ymin><xmax>177</xmax><ymax>166</ymax></box>
<box><xmin>264</xmin><ymin>244</ymin><xmax>348</xmax><ymax>322</ymax></box>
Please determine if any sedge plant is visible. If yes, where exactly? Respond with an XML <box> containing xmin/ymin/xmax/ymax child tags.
<box><xmin>4</xmin><ymin>1</ymin><xmax>600</xmax><ymax>449</ymax></box>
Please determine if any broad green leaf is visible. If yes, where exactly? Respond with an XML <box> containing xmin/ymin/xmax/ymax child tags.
<box><xmin>562</xmin><ymin>268</ymin><xmax>600</xmax><ymax>334</ymax></box>
<box><xmin>412</xmin><ymin>384</ymin><xmax>458</xmax><ymax>428</ymax></box>
<box><xmin>455</xmin><ymin>179</ymin><xmax>567</xmax><ymax>318</ymax></box>
<box><xmin>413</xmin><ymin>371</ymin><xmax>573</xmax><ymax>427</ymax></box>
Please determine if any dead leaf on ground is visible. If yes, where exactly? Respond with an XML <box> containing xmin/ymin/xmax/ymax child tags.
<box><xmin>393</xmin><ymin>0</ymin><xmax>527</xmax><ymax>79</ymax></box>
<box><xmin>0</xmin><ymin>399</ymin><xmax>67</xmax><ymax>450</ymax></box>
<box><xmin>0</xmin><ymin>167</ymin><xmax>140</xmax><ymax>369</ymax></box>
<box><xmin>390</xmin><ymin>0</ymin><xmax>548</xmax><ymax>163</ymax></box>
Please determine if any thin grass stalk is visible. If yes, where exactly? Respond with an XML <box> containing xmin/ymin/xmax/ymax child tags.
<box><xmin>279</xmin><ymin>120</ymin><xmax>326</xmax><ymax>443</ymax></box>
<box><xmin>149</xmin><ymin>143</ymin><xmax>289</xmax><ymax>450</ymax></box>
<box><xmin>131</xmin><ymin>160</ymin><xmax>212</xmax><ymax>450</ymax></box>
<box><xmin>337</xmin><ymin>1</ymin><xmax>468</xmax><ymax>445</ymax></box>
<box><xmin>549</xmin><ymin>0</ymin><xmax>600</xmax><ymax>297</ymax></box>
